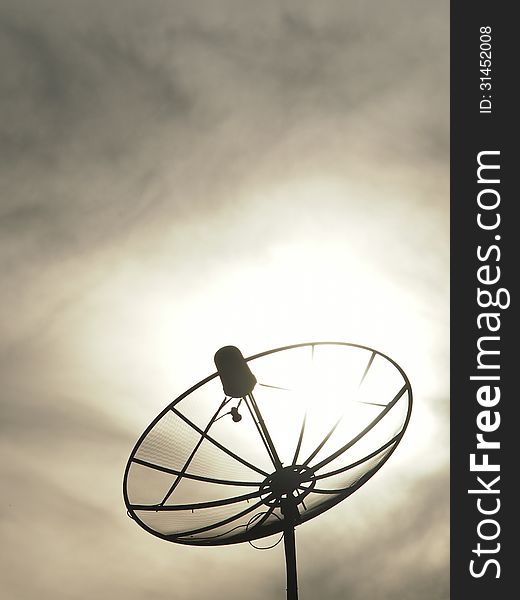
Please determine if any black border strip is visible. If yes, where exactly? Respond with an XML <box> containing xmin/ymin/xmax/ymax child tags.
<box><xmin>451</xmin><ymin>3</ymin><xmax>515</xmax><ymax>597</ymax></box>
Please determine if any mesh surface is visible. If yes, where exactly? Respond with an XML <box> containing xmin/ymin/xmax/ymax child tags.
<box><xmin>124</xmin><ymin>342</ymin><xmax>411</xmax><ymax>545</ymax></box>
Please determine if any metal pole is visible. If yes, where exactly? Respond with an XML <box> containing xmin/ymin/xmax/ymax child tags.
<box><xmin>283</xmin><ymin>521</ymin><xmax>298</xmax><ymax>600</ymax></box>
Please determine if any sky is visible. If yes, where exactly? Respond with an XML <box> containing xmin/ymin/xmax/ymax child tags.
<box><xmin>1</xmin><ymin>1</ymin><xmax>449</xmax><ymax>599</ymax></box>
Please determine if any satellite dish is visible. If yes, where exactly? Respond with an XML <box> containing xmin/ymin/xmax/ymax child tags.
<box><xmin>123</xmin><ymin>342</ymin><xmax>412</xmax><ymax>599</ymax></box>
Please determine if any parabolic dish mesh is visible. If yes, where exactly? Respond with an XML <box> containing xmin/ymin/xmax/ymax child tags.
<box><xmin>124</xmin><ymin>342</ymin><xmax>412</xmax><ymax>545</ymax></box>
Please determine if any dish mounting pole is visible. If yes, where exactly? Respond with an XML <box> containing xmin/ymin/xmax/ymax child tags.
<box><xmin>281</xmin><ymin>498</ymin><xmax>299</xmax><ymax>600</ymax></box>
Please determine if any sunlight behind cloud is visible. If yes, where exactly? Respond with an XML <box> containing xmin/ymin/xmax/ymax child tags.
<box><xmin>63</xmin><ymin>174</ymin><xmax>442</xmax><ymax>499</ymax></box>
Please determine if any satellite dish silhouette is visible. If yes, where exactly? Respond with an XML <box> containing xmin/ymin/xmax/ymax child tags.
<box><xmin>123</xmin><ymin>342</ymin><xmax>412</xmax><ymax>599</ymax></box>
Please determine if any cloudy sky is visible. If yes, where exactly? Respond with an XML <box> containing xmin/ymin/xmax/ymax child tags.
<box><xmin>1</xmin><ymin>1</ymin><xmax>448</xmax><ymax>598</ymax></box>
